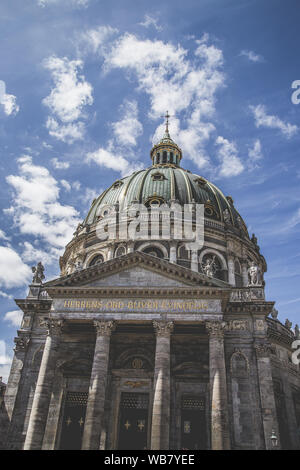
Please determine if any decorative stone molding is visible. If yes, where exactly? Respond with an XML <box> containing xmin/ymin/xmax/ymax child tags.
<box><xmin>93</xmin><ymin>320</ymin><xmax>116</xmax><ymax>336</ymax></box>
<box><xmin>39</xmin><ymin>319</ymin><xmax>64</xmax><ymax>336</ymax></box>
<box><xmin>230</xmin><ymin>287</ymin><xmax>265</xmax><ymax>302</ymax></box>
<box><xmin>255</xmin><ymin>319</ymin><xmax>266</xmax><ymax>332</ymax></box>
<box><xmin>227</xmin><ymin>319</ymin><xmax>249</xmax><ymax>331</ymax></box>
<box><xmin>254</xmin><ymin>342</ymin><xmax>272</xmax><ymax>358</ymax></box>
<box><xmin>14</xmin><ymin>334</ymin><xmax>30</xmax><ymax>352</ymax></box>
<box><xmin>230</xmin><ymin>349</ymin><xmax>250</xmax><ymax>375</ymax></box>
<box><xmin>153</xmin><ymin>320</ymin><xmax>174</xmax><ymax>337</ymax></box>
<box><xmin>206</xmin><ymin>321</ymin><xmax>227</xmax><ymax>338</ymax></box>
<box><xmin>21</xmin><ymin>315</ymin><xmax>32</xmax><ymax>329</ymax></box>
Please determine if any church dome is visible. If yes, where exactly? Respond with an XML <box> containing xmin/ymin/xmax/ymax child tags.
<box><xmin>60</xmin><ymin>118</ymin><xmax>264</xmax><ymax>281</ymax></box>
<box><xmin>85</xmin><ymin>165</ymin><xmax>248</xmax><ymax>235</ymax></box>
<box><xmin>84</xmin><ymin>125</ymin><xmax>248</xmax><ymax>236</ymax></box>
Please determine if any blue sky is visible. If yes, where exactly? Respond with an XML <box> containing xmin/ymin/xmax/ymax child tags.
<box><xmin>0</xmin><ymin>0</ymin><xmax>300</xmax><ymax>380</ymax></box>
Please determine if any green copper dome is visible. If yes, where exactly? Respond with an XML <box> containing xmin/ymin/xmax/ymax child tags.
<box><xmin>84</xmin><ymin>127</ymin><xmax>248</xmax><ymax>236</ymax></box>
<box><xmin>85</xmin><ymin>165</ymin><xmax>247</xmax><ymax>233</ymax></box>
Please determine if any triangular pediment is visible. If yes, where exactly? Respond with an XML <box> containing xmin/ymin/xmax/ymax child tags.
<box><xmin>44</xmin><ymin>251</ymin><xmax>229</xmax><ymax>290</ymax></box>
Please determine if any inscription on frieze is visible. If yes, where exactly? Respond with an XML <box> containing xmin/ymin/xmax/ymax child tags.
<box><xmin>52</xmin><ymin>297</ymin><xmax>222</xmax><ymax>314</ymax></box>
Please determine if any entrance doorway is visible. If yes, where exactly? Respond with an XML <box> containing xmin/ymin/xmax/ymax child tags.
<box><xmin>59</xmin><ymin>391</ymin><xmax>88</xmax><ymax>450</ymax></box>
<box><xmin>118</xmin><ymin>392</ymin><xmax>149</xmax><ymax>450</ymax></box>
<box><xmin>181</xmin><ymin>396</ymin><xmax>207</xmax><ymax>450</ymax></box>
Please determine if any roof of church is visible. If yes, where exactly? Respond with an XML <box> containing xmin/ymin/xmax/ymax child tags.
<box><xmin>84</xmin><ymin>128</ymin><xmax>248</xmax><ymax>236</ymax></box>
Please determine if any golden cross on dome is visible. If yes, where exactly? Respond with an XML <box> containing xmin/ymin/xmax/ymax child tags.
<box><xmin>160</xmin><ymin>110</ymin><xmax>174</xmax><ymax>134</ymax></box>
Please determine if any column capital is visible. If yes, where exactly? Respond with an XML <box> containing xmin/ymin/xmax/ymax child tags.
<box><xmin>206</xmin><ymin>321</ymin><xmax>226</xmax><ymax>338</ymax></box>
<box><xmin>40</xmin><ymin>318</ymin><xmax>64</xmax><ymax>336</ymax></box>
<box><xmin>14</xmin><ymin>334</ymin><xmax>31</xmax><ymax>352</ymax></box>
<box><xmin>153</xmin><ymin>320</ymin><xmax>174</xmax><ymax>337</ymax></box>
<box><xmin>93</xmin><ymin>320</ymin><xmax>116</xmax><ymax>336</ymax></box>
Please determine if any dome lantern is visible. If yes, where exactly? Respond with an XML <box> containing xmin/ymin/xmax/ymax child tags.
<box><xmin>150</xmin><ymin>111</ymin><xmax>182</xmax><ymax>166</ymax></box>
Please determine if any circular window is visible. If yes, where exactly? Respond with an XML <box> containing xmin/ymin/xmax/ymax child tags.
<box><xmin>204</xmin><ymin>206</ymin><xmax>214</xmax><ymax>217</ymax></box>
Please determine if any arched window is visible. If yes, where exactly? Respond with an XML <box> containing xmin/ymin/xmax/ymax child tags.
<box><xmin>156</xmin><ymin>152</ymin><xmax>160</xmax><ymax>164</ymax></box>
<box><xmin>89</xmin><ymin>254</ymin><xmax>104</xmax><ymax>266</ymax></box>
<box><xmin>170</xmin><ymin>152</ymin><xmax>173</xmax><ymax>163</ymax></box>
<box><xmin>162</xmin><ymin>151</ymin><xmax>167</xmax><ymax>163</ymax></box>
<box><xmin>142</xmin><ymin>246</ymin><xmax>164</xmax><ymax>259</ymax></box>
<box><xmin>115</xmin><ymin>245</ymin><xmax>126</xmax><ymax>257</ymax></box>
<box><xmin>178</xmin><ymin>244</ymin><xmax>190</xmax><ymax>260</ymax></box>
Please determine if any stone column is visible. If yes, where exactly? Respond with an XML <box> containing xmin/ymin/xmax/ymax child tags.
<box><xmin>127</xmin><ymin>242</ymin><xmax>134</xmax><ymax>254</ymax></box>
<box><xmin>169</xmin><ymin>243</ymin><xmax>177</xmax><ymax>264</ymax></box>
<box><xmin>241</xmin><ymin>262</ymin><xmax>248</xmax><ymax>287</ymax></box>
<box><xmin>24</xmin><ymin>319</ymin><xmax>63</xmax><ymax>450</ymax></box>
<box><xmin>107</xmin><ymin>245</ymin><xmax>114</xmax><ymax>260</ymax></box>
<box><xmin>206</xmin><ymin>321</ymin><xmax>231</xmax><ymax>450</ymax></box>
<box><xmin>3</xmin><ymin>334</ymin><xmax>30</xmax><ymax>449</ymax></box>
<box><xmin>5</xmin><ymin>334</ymin><xmax>30</xmax><ymax>421</ymax></box>
<box><xmin>254</xmin><ymin>342</ymin><xmax>280</xmax><ymax>449</ymax></box>
<box><xmin>227</xmin><ymin>256</ymin><xmax>236</xmax><ymax>286</ymax></box>
<box><xmin>191</xmin><ymin>250</ymin><xmax>198</xmax><ymax>272</ymax></box>
<box><xmin>151</xmin><ymin>321</ymin><xmax>173</xmax><ymax>450</ymax></box>
<box><xmin>81</xmin><ymin>320</ymin><xmax>115</xmax><ymax>450</ymax></box>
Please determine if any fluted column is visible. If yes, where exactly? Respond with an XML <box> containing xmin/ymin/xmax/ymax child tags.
<box><xmin>206</xmin><ymin>321</ymin><xmax>230</xmax><ymax>450</ymax></box>
<box><xmin>81</xmin><ymin>320</ymin><xmax>115</xmax><ymax>450</ymax></box>
<box><xmin>24</xmin><ymin>319</ymin><xmax>63</xmax><ymax>450</ymax></box>
<box><xmin>151</xmin><ymin>321</ymin><xmax>173</xmax><ymax>450</ymax></box>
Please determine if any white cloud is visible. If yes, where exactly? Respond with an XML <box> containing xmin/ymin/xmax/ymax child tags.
<box><xmin>51</xmin><ymin>158</ymin><xmax>70</xmax><ymax>170</ymax></box>
<box><xmin>86</xmin><ymin>145</ymin><xmax>143</xmax><ymax>177</ymax></box>
<box><xmin>139</xmin><ymin>14</ymin><xmax>163</xmax><ymax>32</ymax></box>
<box><xmin>215</xmin><ymin>136</ymin><xmax>244</xmax><ymax>177</ymax></box>
<box><xmin>43</xmin><ymin>56</ymin><xmax>93</xmax><ymax>122</ymax></box>
<box><xmin>240</xmin><ymin>50</ymin><xmax>264</xmax><ymax>63</ymax></box>
<box><xmin>4</xmin><ymin>310</ymin><xmax>23</xmax><ymax>328</ymax></box>
<box><xmin>46</xmin><ymin>117</ymin><xmax>85</xmax><ymax>144</ymax></box>
<box><xmin>21</xmin><ymin>241</ymin><xmax>60</xmax><ymax>265</ymax></box>
<box><xmin>0</xmin><ymin>340</ymin><xmax>12</xmax><ymax>382</ymax></box>
<box><xmin>112</xmin><ymin>100</ymin><xmax>143</xmax><ymax>147</ymax></box>
<box><xmin>285</xmin><ymin>208</ymin><xmax>300</xmax><ymax>231</ymax></box>
<box><xmin>0</xmin><ymin>246</ymin><xmax>31</xmax><ymax>289</ymax></box>
<box><xmin>38</xmin><ymin>0</ymin><xmax>89</xmax><ymax>6</ymax></box>
<box><xmin>250</xmin><ymin>104</ymin><xmax>298</xmax><ymax>138</ymax></box>
<box><xmin>0</xmin><ymin>229</ymin><xmax>9</xmax><ymax>241</ymax></box>
<box><xmin>104</xmin><ymin>33</ymin><xmax>225</xmax><ymax>169</ymax></box>
<box><xmin>0</xmin><ymin>290</ymin><xmax>13</xmax><ymax>299</ymax></box>
<box><xmin>5</xmin><ymin>155</ymin><xmax>80</xmax><ymax>249</ymax></box>
<box><xmin>43</xmin><ymin>56</ymin><xmax>93</xmax><ymax>142</ymax></box>
<box><xmin>248</xmin><ymin>139</ymin><xmax>263</xmax><ymax>170</ymax></box>
<box><xmin>78</xmin><ymin>25</ymin><xmax>118</xmax><ymax>55</ymax></box>
<box><xmin>0</xmin><ymin>80</ymin><xmax>19</xmax><ymax>116</ymax></box>
<box><xmin>81</xmin><ymin>187</ymin><xmax>100</xmax><ymax>206</ymax></box>
<box><xmin>60</xmin><ymin>179</ymin><xmax>81</xmax><ymax>192</ymax></box>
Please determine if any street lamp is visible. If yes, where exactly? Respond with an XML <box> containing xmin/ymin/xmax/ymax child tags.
<box><xmin>270</xmin><ymin>429</ymin><xmax>278</xmax><ymax>449</ymax></box>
